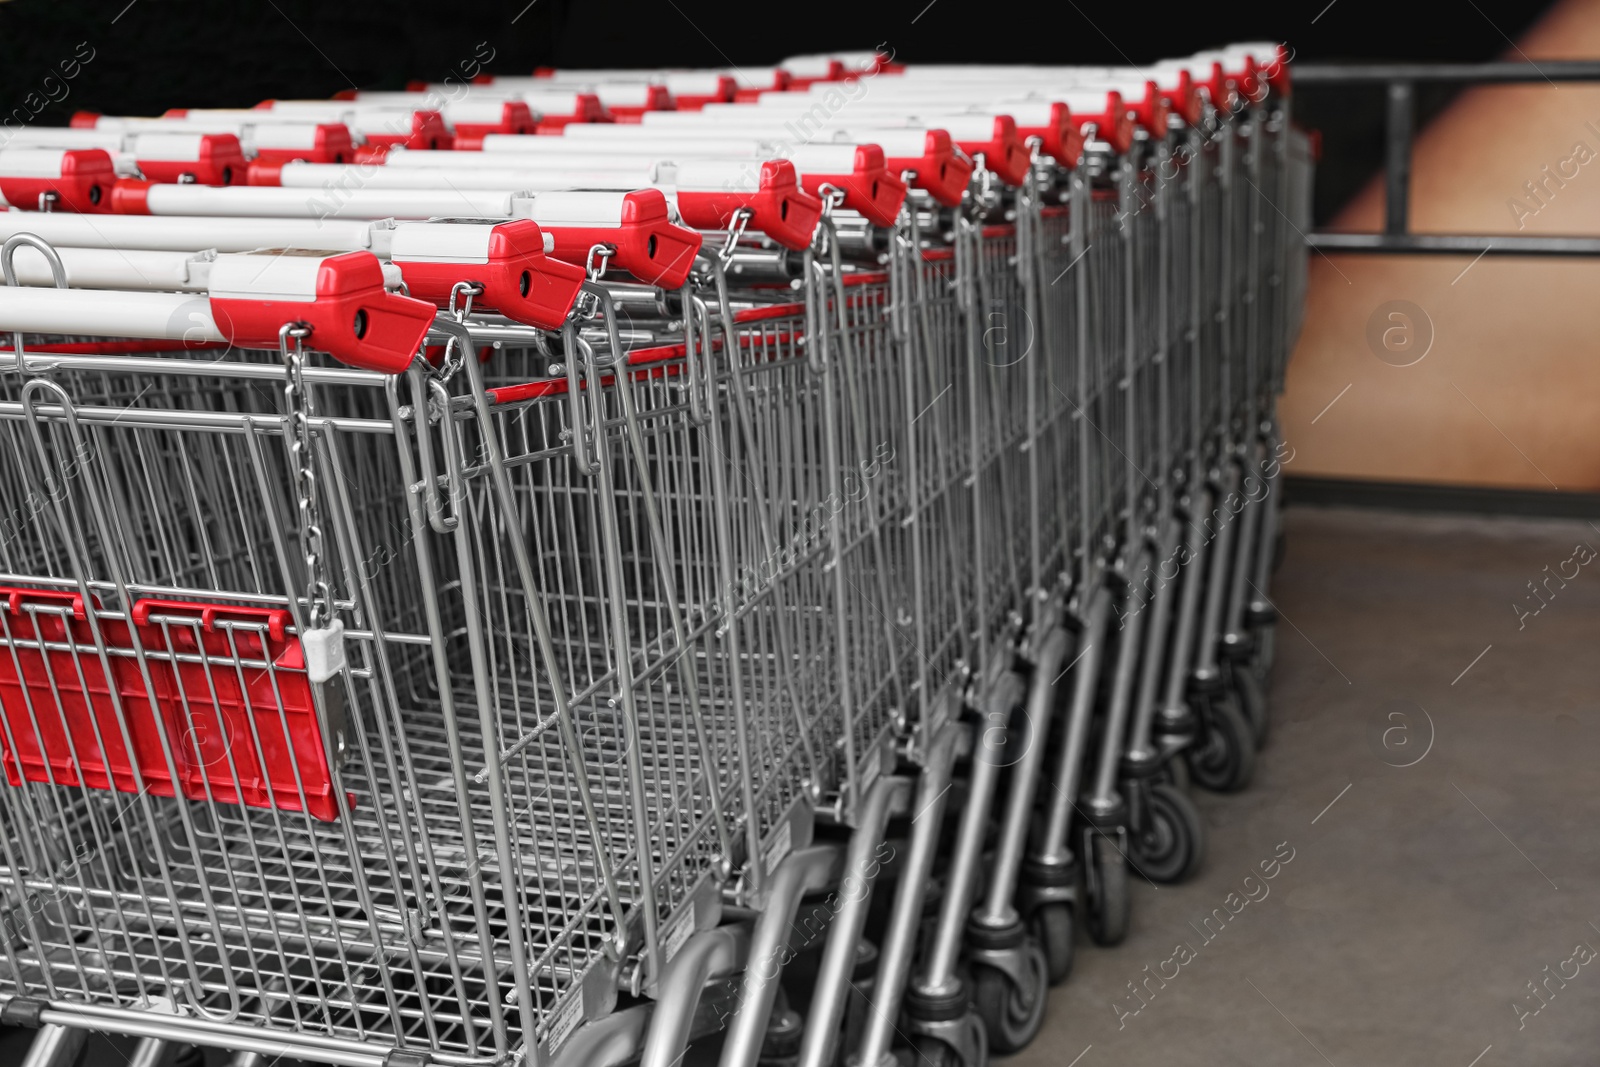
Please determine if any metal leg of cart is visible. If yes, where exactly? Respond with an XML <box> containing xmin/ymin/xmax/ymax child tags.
<box><xmin>719</xmin><ymin>844</ymin><xmax>844</xmax><ymax>1067</ymax></box>
<box><xmin>796</xmin><ymin>775</ymin><xmax>912</xmax><ymax>1067</ymax></box>
<box><xmin>965</xmin><ymin>628</ymin><xmax>1070</xmax><ymax>1050</ymax></box>
<box><xmin>902</xmin><ymin>673</ymin><xmax>1026</xmax><ymax>1067</ymax></box>
<box><xmin>853</xmin><ymin>715</ymin><xmax>967</xmax><ymax>1067</ymax></box>
<box><xmin>19</xmin><ymin>1026</ymin><xmax>87</xmax><ymax>1067</ymax></box>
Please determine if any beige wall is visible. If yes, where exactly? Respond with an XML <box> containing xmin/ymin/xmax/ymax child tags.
<box><xmin>1279</xmin><ymin>0</ymin><xmax>1600</xmax><ymax>490</ymax></box>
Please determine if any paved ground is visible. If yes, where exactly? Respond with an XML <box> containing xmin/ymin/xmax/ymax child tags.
<box><xmin>1008</xmin><ymin>504</ymin><xmax>1600</xmax><ymax>1067</ymax></box>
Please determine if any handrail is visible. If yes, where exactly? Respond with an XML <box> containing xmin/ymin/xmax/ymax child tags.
<box><xmin>1295</xmin><ymin>60</ymin><xmax>1600</xmax><ymax>255</ymax></box>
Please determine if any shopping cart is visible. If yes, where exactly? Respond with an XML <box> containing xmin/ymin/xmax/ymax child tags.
<box><xmin>0</xmin><ymin>40</ymin><xmax>1311</xmax><ymax>1067</ymax></box>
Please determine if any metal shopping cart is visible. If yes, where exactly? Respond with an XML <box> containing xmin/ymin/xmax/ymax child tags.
<box><xmin>0</xmin><ymin>41</ymin><xmax>1310</xmax><ymax>1067</ymax></box>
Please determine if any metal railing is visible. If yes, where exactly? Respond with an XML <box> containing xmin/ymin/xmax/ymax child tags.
<box><xmin>1296</xmin><ymin>60</ymin><xmax>1600</xmax><ymax>256</ymax></box>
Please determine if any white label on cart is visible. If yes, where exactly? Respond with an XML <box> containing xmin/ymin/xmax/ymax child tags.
<box><xmin>763</xmin><ymin>818</ymin><xmax>794</xmax><ymax>873</ymax></box>
<box><xmin>547</xmin><ymin>993</ymin><xmax>583</xmax><ymax>1055</ymax></box>
<box><xmin>663</xmin><ymin>906</ymin><xmax>695</xmax><ymax>964</ymax></box>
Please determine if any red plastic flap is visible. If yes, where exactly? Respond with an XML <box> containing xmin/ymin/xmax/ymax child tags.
<box><xmin>137</xmin><ymin>133</ymin><xmax>246</xmax><ymax>187</ymax></box>
<box><xmin>392</xmin><ymin>220</ymin><xmax>586</xmax><ymax>329</ymax></box>
<box><xmin>0</xmin><ymin>589</ymin><xmax>342</xmax><ymax>821</ymax></box>
<box><xmin>129</xmin><ymin>598</ymin><xmax>340</xmax><ymax>821</ymax></box>
<box><xmin>207</xmin><ymin>251</ymin><xmax>436</xmax><ymax>373</ymax></box>
<box><xmin>0</xmin><ymin>149</ymin><xmax>115</xmax><ymax>213</ymax></box>
<box><xmin>674</xmin><ymin>160</ymin><xmax>823</xmax><ymax>251</ymax></box>
<box><xmin>252</xmin><ymin>124</ymin><xmax>355</xmax><ymax>165</ymax></box>
<box><xmin>793</xmin><ymin>145</ymin><xmax>907</xmax><ymax>227</ymax></box>
<box><xmin>538</xmin><ymin>188</ymin><xmax>703</xmax><ymax>289</ymax></box>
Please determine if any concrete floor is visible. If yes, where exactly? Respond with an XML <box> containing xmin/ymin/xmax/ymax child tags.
<box><xmin>4</xmin><ymin>503</ymin><xmax>1599</xmax><ymax>1067</ymax></box>
<box><xmin>1009</xmin><ymin>504</ymin><xmax>1600</xmax><ymax>1067</ymax></box>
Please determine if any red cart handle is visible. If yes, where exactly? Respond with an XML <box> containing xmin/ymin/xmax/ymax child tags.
<box><xmin>672</xmin><ymin>159</ymin><xmax>823</xmax><ymax>251</ymax></box>
<box><xmin>841</xmin><ymin>129</ymin><xmax>971</xmax><ymax>208</ymax></box>
<box><xmin>445</xmin><ymin>100</ymin><xmax>537</xmax><ymax>138</ymax></box>
<box><xmin>390</xmin><ymin>219</ymin><xmax>586</xmax><ymax>330</ymax></box>
<box><xmin>1063</xmin><ymin>91</ymin><xmax>1134</xmax><ymax>155</ymax></box>
<box><xmin>1192</xmin><ymin>61</ymin><xmax>1235</xmax><ymax>116</ymax></box>
<box><xmin>1007</xmin><ymin>102</ymin><xmax>1084</xmax><ymax>169</ymax></box>
<box><xmin>131</xmin><ymin>132</ymin><xmax>246</xmax><ymax>186</ymax></box>
<box><xmin>1123</xmin><ymin>81</ymin><xmax>1171</xmax><ymax>135</ymax></box>
<box><xmin>787</xmin><ymin>144</ymin><xmax>907</xmax><ymax>227</ymax></box>
<box><xmin>934</xmin><ymin>116</ymin><xmax>1030</xmax><ymax>187</ymax></box>
<box><xmin>207</xmin><ymin>250</ymin><xmax>436</xmax><ymax>373</ymax></box>
<box><xmin>1153</xmin><ymin>69</ymin><xmax>1203</xmax><ymax>126</ymax></box>
<box><xmin>526</xmin><ymin>189</ymin><xmax>703</xmax><ymax>289</ymax></box>
<box><xmin>0</xmin><ymin>148</ymin><xmax>115</xmax><ymax>213</ymax></box>
<box><xmin>250</xmin><ymin>123</ymin><xmax>355</xmax><ymax>165</ymax></box>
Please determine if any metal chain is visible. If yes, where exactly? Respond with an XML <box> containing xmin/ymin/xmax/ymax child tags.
<box><xmin>280</xmin><ymin>322</ymin><xmax>331</xmax><ymax>630</ymax></box>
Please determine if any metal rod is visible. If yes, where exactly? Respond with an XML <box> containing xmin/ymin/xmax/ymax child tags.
<box><xmin>1309</xmin><ymin>232</ymin><xmax>1600</xmax><ymax>255</ymax></box>
<box><xmin>1384</xmin><ymin>82</ymin><xmax>1414</xmax><ymax>237</ymax></box>
<box><xmin>1294</xmin><ymin>60</ymin><xmax>1600</xmax><ymax>84</ymax></box>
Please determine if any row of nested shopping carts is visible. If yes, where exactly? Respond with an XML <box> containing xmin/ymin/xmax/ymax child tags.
<box><xmin>0</xmin><ymin>41</ymin><xmax>1309</xmax><ymax>1067</ymax></box>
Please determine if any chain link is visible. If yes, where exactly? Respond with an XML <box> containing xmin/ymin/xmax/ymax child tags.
<box><xmin>280</xmin><ymin>322</ymin><xmax>331</xmax><ymax>630</ymax></box>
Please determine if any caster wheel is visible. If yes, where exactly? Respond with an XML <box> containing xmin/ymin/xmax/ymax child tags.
<box><xmin>909</xmin><ymin>1013</ymin><xmax>988</xmax><ymax>1067</ymax></box>
<box><xmin>1084</xmin><ymin>834</ymin><xmax>1130</xmax><ymax>946</ymax></box>
<box><xmin>1186</xmin><ymin>693</ymin><xmax>1256</xmax><ymax>793</ymax></box>
<box><xmin>1031</xmin><ymin>902</ymin><xmax>1075</xmax><ymax>985</ymax></box>
<box><xmin>1233</xmin><ymin>661</ymin><xmax>1269</xmax><ymax>750</ymax></box>
<box><xmin>1131</xmin><ymin>783</ymin><xmax>1206</xmax><ymax>883</ymax></box>
<box><xmin>971</xmin><ymin>941</ymin><xmax>1049</xmax><ymax>1054</ymax></box>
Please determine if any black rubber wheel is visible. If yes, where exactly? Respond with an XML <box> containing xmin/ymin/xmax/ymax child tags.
<box><xmin>1186</xmin><ymin>694</ymin><xmax>1256</xmax><ymax>793</ymax></box>
<box><xmin>1084</xmin><ymin>834</ymin><xmax>1130</xmax><ymax>946</ymax></box>
<box><xmin>908</xmin><ymin>1013</ymin><xmax>989</xmax><ymax>1067</ymax></box>
<box><xmin>971</xmin><ymin>941</ymin><xmax>1049</xmax><ymax>1054</ymax></box>
<box><xmin>1233</xmin><ymin>661</ymin><xmax>1269</xmax><ymax>750</ymax></box>
<box><xmin>1131</xmin><ymin>783</ymin><xmax>1206</xmax><ymax>883</ymax></box>
<box><xmin>1031</xmin><ymin>901</ymin><xmax>1075</xmax><ymax>985</ymax></box>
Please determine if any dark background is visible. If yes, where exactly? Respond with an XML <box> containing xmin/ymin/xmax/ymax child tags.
<box><xmin>0</xmin><ymin>0</ymin><xmax>1558</xmax><ymax>223</ymax></box>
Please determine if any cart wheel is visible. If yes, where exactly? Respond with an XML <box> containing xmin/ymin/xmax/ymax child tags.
<box><xmin>909</xmin><ymin>1012</ymin><xmax>988</xmax><ymax>1067</ymax></box>
<box><xmin>1031</xmin><ymin>902</ymin><xmax>1075</xmax><ymax>985</ymax></box>
<box><xmin>1084</xmin><ymin>834</ymin><xmax>1130</xmax><ymax>946</ymax></box>
<box><xmin>971</xmin><ymin>939</ymin><xmax>1049</xmax><ymax>1054</ymax></box>
<box><xmin>1233</xmin><ymin>661</ymin><xmax>1269</xmax><ymax>749</ymax></box>
<box><xmin>1131</xmin><ymin>784</ymin><xmax>1206</xmax><ymax>883</ymax></box>
<box><xmin>1186</xmin><ymin>693</ymin><xmax>1255</xmax><ymax>793</ymax></box>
